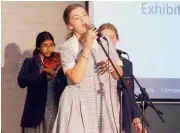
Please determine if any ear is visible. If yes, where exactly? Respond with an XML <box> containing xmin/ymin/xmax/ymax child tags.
<box><xmin>67</xmin><ymin>24</ymin><xmax>73</xmax><ymax>30</ymax></box>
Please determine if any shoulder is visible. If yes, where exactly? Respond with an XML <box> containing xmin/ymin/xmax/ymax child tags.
<box><xmin>116</xmin><ymin>49</ymin><xmax>132</xmax><ymax>63</ymax></box>
<box><xmin>23</xmin><ymin>57</ymin><xmax>33</xmax><ymax>64</ymax></box>
<box><xmin>20</xmin><ymin>57</ymin><xmax>33</xmax><ymax>70</ymax></box>
<box><xmin>28</xmin><ymin>55</ymin><xmax>43</xmax><ymax>69</ymax></box>
<box><xmin>121</xmin><ymin>56</ymin><xmax>132</xmax><ymax>67</ymax></box>
<box><xmin>116</xmin><ymin>49</ymin><xmax>121</xmax><ymax>57</ymax></box>
<box><xmin>60</xmin><ymin>37</ymin><xmax>73</xmax><ymax>50</ymax></box>
<box><xmin>59</xmin><ymin>37</ymin><xmax>76</xmax><ymax>62</ymax></box>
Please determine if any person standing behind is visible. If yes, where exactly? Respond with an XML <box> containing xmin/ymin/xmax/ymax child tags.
<box><xmin>99</xmin><ymin>23</ymin><xmax>147</xmax><ymax>133</ymax></box>
<box><xmin>17</xmin><ymin>31</ymin><xmax>67</xmax><ymax>133</ymax></box>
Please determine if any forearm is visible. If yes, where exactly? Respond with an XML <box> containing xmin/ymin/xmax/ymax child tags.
<box><xmin>131</xmin><ymin>96</ymin><xmax>141</xmax><ymax>119</ymax></box>
<box><xmin>111</xmin><ymin>64</ymin><xmax>123</xmax><ymax>80</ymax></box>
<box><xmin>67</xmin><ymin>49</ymin><xmax>90</xmax><ymax>84</ymax></box>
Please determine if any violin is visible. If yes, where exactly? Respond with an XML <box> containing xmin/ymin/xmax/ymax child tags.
<box><xmin>43</xmin><ymin>52</ymin><xmax>61</xmax><ymax>73</ymax></box>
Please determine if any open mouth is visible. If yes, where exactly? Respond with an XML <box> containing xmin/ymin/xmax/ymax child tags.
<box><xmin>82</xmin><ymin>23</ymin><xmax>88</xmax><ymax>31</ymax></box>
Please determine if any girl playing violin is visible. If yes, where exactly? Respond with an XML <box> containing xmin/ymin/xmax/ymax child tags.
<box><xmin>17</xmin><ymin>31</ymin><xmax>67</xmax><ymax>133</ymax></box>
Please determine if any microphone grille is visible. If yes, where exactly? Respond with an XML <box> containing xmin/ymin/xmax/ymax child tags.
<box><xmin>88</xmin><ymin>24</ymin><xmax>96</xmax><ymax>30</ymax></box>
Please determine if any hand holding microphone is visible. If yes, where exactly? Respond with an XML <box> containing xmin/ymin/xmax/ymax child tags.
<box><xmin>79</xmin><ymin>24</ymin><xmax>98</xmax><ymax>51</ymax></box>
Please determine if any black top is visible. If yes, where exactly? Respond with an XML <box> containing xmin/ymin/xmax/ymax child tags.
<box><xmin>17</xmin><ymin>54</ymin><xmax>67</xmax><ymax>127</ymax></box>
<box><xmin>116</xmin><ymin>49</ymin><xmax>140</xmax><ymax>133</ymax></box>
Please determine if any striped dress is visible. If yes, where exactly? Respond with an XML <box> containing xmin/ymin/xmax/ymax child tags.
<box><xmin>52</xmin><ymin>35</ymin><xmax>123</xmax><ymax>133</ymax></box>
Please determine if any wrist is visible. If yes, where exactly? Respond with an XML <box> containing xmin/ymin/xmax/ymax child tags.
<box><xmin>82</xmin><ymin>48</ymin><xmax>91</xmax><ymax>56</ymax></box>
<box><xmin>133</xmin><ymin>121</ymin><xmax>141</xmax><ymax>126</ymax></box>
<box><xmin>40</xmin><ymin>68</ymin><xmax>46</xmax><ymax>73</ymax></box>
<box><xmin>81</xmin><ymin>55</ymin><xmax>89</xmax><ymax>60</ymax></box>
<box><xmin>133</xmin><ymin>118</ymin><xmax>141</xmax><ymax>123</ymax></box>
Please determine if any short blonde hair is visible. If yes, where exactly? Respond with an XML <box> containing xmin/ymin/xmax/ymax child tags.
<box><xmin>98</xmin><ymin>23</ymin><xmax>119</xmax><ymax>40</ymax></box>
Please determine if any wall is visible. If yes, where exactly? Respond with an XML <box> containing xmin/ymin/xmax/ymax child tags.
<box><xmin>1</xmin><ymin>1</ymin><xmax>84</xmax><ymax>133</ymax></box>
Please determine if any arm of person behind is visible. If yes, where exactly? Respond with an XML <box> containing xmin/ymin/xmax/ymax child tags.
<box><xmin>17</xmin><ymin>58</ymin><xmax>46</xmax><ymax>88</ymax></box>
<box><xmin>111</xmin><ymin>63</ymin><xmax>123</xmax><ymax>80</ymax></box>
<box><xmin>130</xmin><ymin>61</ymin><xmax>141</xmax><ymax>122</ymax></box>
<box><xmin>104</xmin><ymin>36</ymin><xmax>123</xmax><ymax>80</ymax></box>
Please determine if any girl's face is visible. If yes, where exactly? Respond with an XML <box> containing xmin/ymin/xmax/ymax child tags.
<box><xmin>39</xmin><ymin>39</ymin><xmax>54</xmax><ymax>57</ymax></box>
<box><xmin>101</xmin><ymin>29</ymin><xmax>118</xmax><ymax>46</ymax></box>
<box><xmin>67</xmin><ymin>7</ymin><xmax>90</xmax><ymax>36</ymax></box>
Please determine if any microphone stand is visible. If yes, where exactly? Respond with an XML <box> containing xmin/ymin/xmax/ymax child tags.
<box><xmin>118</xmin><ymin>83</ymin><xmax>123</xmax><ymax>133</ymax></box>
<box><xmin>97</xmin><ymin>38</ymin><xmax>149</xmax><ymax>133</ymax></box>
<box><xmin>134</xmin><ymin>94</ymin><xmax>163</xmax><ymax>115</ymax></box>
<box><xmin>131</xmin><ymin>74</ymin><xmax>165</xmax><ymax>133</ymax></box>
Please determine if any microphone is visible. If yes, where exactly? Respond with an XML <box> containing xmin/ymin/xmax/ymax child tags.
<box><xmin>79</xmin><ymin>24</ymin><xmax>106</xmax><ymax>43</ymax></box>
<box><xmin>118</xmin><ymin>50</ymin><xmax>127</xmax><ymax>55</ymax></box>
<box><xmin>88</xmin><ymin>24</ymin><xmax>107</xmax><ymax>40</ymax></box>
<box><xmin>87</xmin><ymin>24</ymin><xmax>129</xmax><ymax>56</ymax></box>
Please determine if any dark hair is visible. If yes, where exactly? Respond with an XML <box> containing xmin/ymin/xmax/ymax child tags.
<box><xmin>33</xmin><ymin>31</ymin><xmax>54</xmax><ymax>55</ymax></box>
<box><xmin>98</xmin><ymin>23</ymin><xmax>119</xmax><ymax>40</ymax></box>
<box><xmin>63</xmin><ymin>4</ymin><xmax>86</xmax><ymax>40</ymax></box>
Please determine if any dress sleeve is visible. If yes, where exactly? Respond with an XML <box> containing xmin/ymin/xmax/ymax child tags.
<box><xmin>59</xmin><ymin>44</ymin><xmax>76</xmax><ymax>74</ymax></box>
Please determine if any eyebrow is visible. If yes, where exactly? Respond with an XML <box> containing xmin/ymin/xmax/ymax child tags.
<box><xmin>42</xmin><ymin>43</ymin><xmax>54</xmax><ymax>45</ymax></box>
<box><xmin>110</xmin><ymin>35</ymin><xmax>114</xmax><ymax>38</ymax></box>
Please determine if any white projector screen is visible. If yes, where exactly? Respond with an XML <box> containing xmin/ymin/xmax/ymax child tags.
<box><xmin>88</xmin><ymin>1</ymin><xmax>180</xmax><ymax>101</ymax></box>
